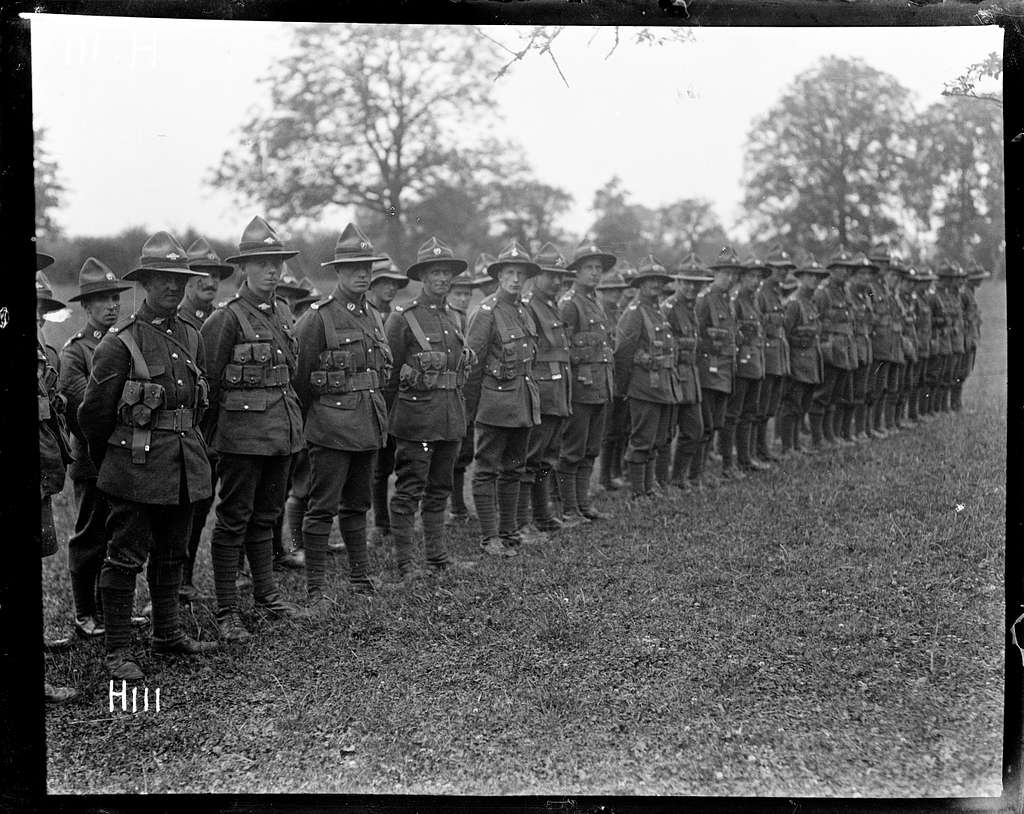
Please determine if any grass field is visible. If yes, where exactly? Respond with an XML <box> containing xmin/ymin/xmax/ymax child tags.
<box><xmin>42</xmin><ymin>282</ymin><xmax>1006</xmax><ymax>796</ymax></box>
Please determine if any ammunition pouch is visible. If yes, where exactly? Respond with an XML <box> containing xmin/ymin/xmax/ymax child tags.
<box><xmin>318</xmin><ymin>349</ymin><xmax>353</xmax><ymax>371</ymax></box>
<box><xmin>569</xmin><ymin>332</ymin><xmax>612</xmax><ymax>366</ymax></box>
<box><xmin>310</xmin><ymin>367</ymin><xmax>380</xmax><ymax>394</ymax></box>
<box><xmin>223</xmin><ymin>362</ymin><xmax>290</xmax><ymax>388</ymax></box>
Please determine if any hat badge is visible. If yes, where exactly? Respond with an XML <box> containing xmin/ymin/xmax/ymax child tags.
<box><xmin>263</xmin><ymin>236</ymin><xmax>276</xmax><ymax>244</ymax></box>
<box><xmin>510</xmin><ymin>247</ymin><xmax>519</xmax><ymax>257</ymax></box>
<box><xmin>35</xmin><ymin>280</ymin><xmax>44</xmax><ymax>290</ymax></box>
<box><xmin>360</xmin><ymin>241</ymin><xmax>368</xmax><ymax>249</ymax></box>
<box><xmin>105</xmin><ymin>272</ymin><xmax>116</xmax><ymax>281</ymax></box>
<box><xmin>433</xmin><ymin>247</ymin><xmax>442</xmax><ymax>256</ymax></box>
<box><xmin>166</xmin><ymin>252</ymin><xmax>181</xmax><ymax>260</ymax></box>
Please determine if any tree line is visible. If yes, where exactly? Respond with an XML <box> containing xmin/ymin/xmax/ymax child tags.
<box><xmin>35</xmin><ymin>26</ymin><xmax>1003</xmax><ymax>283</ymax></box>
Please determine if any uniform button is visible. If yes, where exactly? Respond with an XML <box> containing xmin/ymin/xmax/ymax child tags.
<box><xmin>120</xmin><ymin>440</ymin><xmax>126</xmax><ymax>446</ymax></box>
<box><xmin>180</xmin><ymin>432</ymin><xmax>185</xmax><ymax>437</ymax></box>
<box><xmin>177</xmin><ymin>379</ymin><xmax>184</xmax><ymax>386</ymax></box>
<box><xmin>171</xmin><ymin>352</ymin><xmax>178</xmax><ymax>359</ymax></box>
<box><xmin>243</xmin><ymin>405</ymin><xmax>249</xmax><ymax>410</ymax></box>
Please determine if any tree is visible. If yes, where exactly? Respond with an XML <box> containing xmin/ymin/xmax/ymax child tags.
<box><xmin>908</xmin><ymin>96</ymin><xmax>1003</xmax><ymax>270</ymax></box>
<box><xmin>34</xmin><ymin>125</ymin><xmax>65</xmax><ymax>240</ymax></box>
<box><xmin>943</xmin><ymin>51</ymin><xmax>1002</xmax><ymax>109</ymax></box>
<box><xmin>588</xmin><ymin>176</ymin><xmax>654</xmax><ymax>260</ymax></box>
<box><xmin>649</xmin><ymin>198</ymin><xmax>730</xmax><ymax>265</ymax></box>
<box><xmin>209</xmin><ymin>24</ymin><xmax>510</xmax><ymax>267</ymax></box>
<box><xmin>740</xmin><ymin>57</ymin><xmax>915</xmax><ymax>256</ymax></box>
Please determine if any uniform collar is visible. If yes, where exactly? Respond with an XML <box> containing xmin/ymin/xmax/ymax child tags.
<box><xmin>138</xmin><ymin>300</ymin><xmax>177</xmax><ymax>328</ymax></box>
<box><xmin>181</xmin><ymin>292</ymin><xmax>213</xmax><ymax>319</ymax></box>
<box><xmin>418</xmin><ymin>290</ymin><xmax>446</xmax><ymax>309</ymax></box>
<box><xmin>496</xmin><ymin>288</ymin><xmax>520</xmax><ymax>306</ymax></box>
<box><xmin>85</xmin><ymin>318</ymin><xmax>110</xmax><ymax>338</ymax></box>
<box><xmin>333</xmin><ymin>285</ymin><xmax>367</xmax><ymax>313</ymax></box>
<box><xmin>366</xmin><ymin>293</ymin><xmax>392</xmax><ymax>314</ymax></box>
<box><xmin>239</xmin><ymin>281</ymin><xmax>276</xmax><ymax>312</ymax></box>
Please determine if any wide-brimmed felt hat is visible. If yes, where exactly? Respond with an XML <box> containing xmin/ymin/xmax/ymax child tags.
<box><xmin>321</xmin><ymin>222</ymin><xmax>386</xmax><ymax>268</ymax></box>
<box><xmin>291</xmin><ymin>277</ymin><xmax>323</xmax><ymax>308</ymax></box>
<box><xmin>125</xmin><ymin>231</ymin><xmax>207</xmax><ymax>281</ymax></box>
<box><xmin>825</xmin><ymin>246</ymin><xmax>861</xmax><ymax>270</ymax></box>
<box><xmin>370</xmin><ymin>256</ymin><xmax>411</xmax><ymax>288</ymax></box>
<box><xmin>225</xmin><ymin>216</ymin><xmax>299</xmax><ymax>265</ymax></box>
<box><xmin>780</xmin><ymin>271</ymin><xmax>800</xmax><ymax>290</ymax></box>
<box><xmin>966</xmin><ymin>260</ymin><xmax>992</xmax><ymax>281</ymax></box>
<box><xmin>631</xmin><ymin>255</ymin><xmax>673</xmax><ymax>287</ymax></box>
<box><xmin>406</xmin><ymin>236</ymin><xmax>467</xmax><ymax>282</ymax></box>
<box><xmin>449</xmin><ymin>269</ymin><xmax>475</xmax><ymax>288</ymax></box>
<box><xmin>867</xmin><ymin>243</ymin><xmax>891</xmax><ymax>264</ymax></box>
<box><xmin>852</xmin><ymin>252</ymin><xmax>878</xmax><ymax>272</ymax></box>
<box><xmin>68</xmin><ymin>257</ymin><xmax>131</xmax><ymax>302</ymax></box>
<box><xmin>707</xmin><ymin>246</ymin><xmax>745</xmax><ymax>272</ymax></box>
<box><xmin>567</xmin><ymin>238</ymin><xmax>616</xmax><ymax>273</ymax></box>
<box><xmin>187</xmin><ymin>237</ymin><xmax>235</xmax><ymax>280</ymax></box>
<box><xmin>487</xmin><ymin>239</ymin><xmax>540</xmax><ymax>279</ymax></box>
<box><xmin>886</xmin><ymin>253</ymin><xmax>909</xmax><ymax>273</ymax></box>
<box><xmin>764</xmin><ymin>245</ymin><xmax>797</xmax><ymax>270</ymax></box>
<box><xmin>596</xmin><ymin>270</ymin><xmax>629</xmax><ymax>291</ymax></box>
<box><xmin>794</xmin><ymin>253</ymin><xmax>829</xmax><ymax>276</ymax></box>
<box><xmin>914</xmin><ymin>266</ymin><xmax>939</xmax><ymax>282</ymax></box>
<box><xmin>740</xmin><ymin>254</ymin><xmax>769</xmax><ymax>276</ymax></box>
<box><xmin>534</xmin><ymin>242</ymin><xmax>573</xmax><ymax>276</ymax></box>
<box><xmin>276</xmin><ymin>265</ymin><xmax>312</xmax><ymax>299</ymax></box>
<box><xmin>937</xmin><ymin>260</ymin><xmax>966</xmax><ymax>279</ymax></box>
<box><xmin>675</xmin><ymin>252</ymin><xmax>706</xmax><ymax>275</ymax></box>
<box><xmin>35</xmin><ymin>271</ymin><xmax>66</xmax><ymax>312</ymax></box>
<box><xmin>36</xmin><ymin>251</ymin><xmax>55</xmax><ymax>270</ymax></box>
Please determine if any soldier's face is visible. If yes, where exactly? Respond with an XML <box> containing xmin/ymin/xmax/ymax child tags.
<box><xmin>421</xmin><ymin>265</ymin><xmax>454</xmax><ymax>298</ymax></box>
<box><xmin>447</xmin><ymin>285</ymin><xmax>472</xmax><ymax>311</ymax></box>
<box><xmin>796</xmin><ymin>273</ymin><xmax>820</xmax><ymax>291</ymax></box>
<box><xmin>712</xmin><ymin>269</ymin><xmax>734</xmax><ymax>291</ymax></box>
<box><xmin>337</xmin><ymin>263</ymin><xmax>372</xmax><ymax>298</ymax></box>
<box><xmin>829</xmin><ymin>267</ymin><xmax>850</xmax><ymax>285</ymax></box>
<box><xmin>739</xmin><ymin>271</ymin><xmax>759</xmax><ymax>292</ymax></box>
<box><xmin>639</xmin><ymin>279</ymin><xmax>664</xmax><ymax>300</ymax></box>
<box><xmin>188</xmin><ymin>275</ymin><xmax>220</xmax><ymax>306</ymax></box>
<box><xmin>497</xmin><ymin>265</ymin><xmax>527</xmax><ymax>295</ymax></box>
<box><xmin>770</xmin><ymin>267</ymin><xmax>788</xmax><ymax>283</ymax></box>
<box><xmin>576</xmin><ymin>259</ymin><xmax>604</xmax><ymax>288</ymax></box>
<box><xmin>371</xmin><ymin>278</ymin><xmax>399</xmax><ymax>303</ymax></box>
<box><xmin>533</xmin><ymin>269</ymin><xmax>559</xmax><ymax>298</ymax></box>
<box><xmin>884</xmin><ymin>269</ymin><xmax>901</xmax><ymax>288</ymax></box>
<box><xmin>141</xmin><ymin>271</ymin><xmax>188</xmax><ymax>314</ymax></box>
<box><xmin>241</xmin><ymin>257</ymin><xmax>284</xmax><ymax>299</ymax></box>
<box><xmin>83</xmin><ymin>293</ymin><xmax>121</xmax><ymax>327</ymax></box>
<box><xmin>598</xmin><ymin>288</ymin><xmax>621</xmax><ymax>307</ymax></box>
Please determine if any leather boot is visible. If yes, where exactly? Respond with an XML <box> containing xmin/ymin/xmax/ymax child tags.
<box><xmin>671</xmin><ymin>444</ymin><xmax>692</xmax><ymax>487</ymax></box>
<box><xmin>643</xmin><ymin>460</ymin><xmax>660</xmax><ymax>495</ymax></box>
<box><xmin>840</xmin><ymin>404</ymin><xmax>856</xmax><ymax>444</ymax></box>
<box><xmin>756</xmin><ymin>420</ymin><xmax>779</xmax><ymax>463</ymax></box>
<box><xmin>532</xmin><ymin>473</ymin><xmax>560</xmax><ymax>531</ymax></box>
<box><xmin>654</xmin><ymin>444</ymin><xmax>671</xmax><ymax>487</ymax></box>
<box><xmin>422</xmin><ymin>510</ymin><xmax>452</xmax><ymax>569</ymax></box>
<box><xmin>515</xmin><ymin>479</ymin><xmax>533</xmax><ymax>531</ymax></box>
<box><xmin>832</xmin><ymin>406</ymin><xmax>846</xmax><ymax>444</ymax></box>
<box><xmin>496</xmin><ymin>479</ymin><xmax>522</xmax><ymax>544</ymax></box>
<box><xmin>448</xmin><ymin>468</ymin><xmax>473</xmax><ymax>523</ymax></box>
<box><xmin>869</xmin><ymin>400</ymin><xmax>887</xmax><ymax>438</ymax></box>
<box><xmin>627</xmin><ymin>461</ymin><xmax>646</xmax><ymax>498</ymax></box>
<box><xmin>472</xmin><ymin>477</ymin><xmax>499</xmax><ymax>540</ymax></box>
<box><xmin>598</xmin><ymin>441</ymin><xmax>615</xmax><ymax>490</ymax></box>
<box><xmin>577</xmin><ymin>461</ymin><xmax>607</xmax><ymax>520</ymax></box>
<box><xmin>390</xmin><ymin>512</ymin><xmax>419</xmax><ymax>579</ymax></box>
<box><xmin>688</xmin><ymin>441</ymin><xmax>705</xmax><ymax>489</ymax></box>
<box><xmin>100</xmin><ymin>566</ymin><xmax>137</xmax><ymax>654</ymax></box>
<box><xmin>807</xmin><ymin>412</ymin><xmax>825</xmax><ymax>453</ymax></box>
<box><xmin>340</xmin><ymin>523</ymin><xmax>375</xmax><ymax>594</ymax></box>
<box><xmin>821</xmin><ymin>407</ymin><xmax>837</xmax><ymax>447</ymax></box>
<box><xmin>303</xmin><ymin>531</ymin><xmax>330</xmax><ymax>596</ymax></box>
<box><xmin>884</xmin><ymin>398</ymin><xmax>898</xmax><ymax>432</ymax></box>
<box><xmin>779</xmin><ymin>414</ymin><xmax>793</xmax><ymax>455</ymax></box>
<box><xmin>555</xmin><ymin>470</ymin><xmax>586</xmax><ymax>524</ymax></box>
<box><xmin>612</xmin><ymin>438</ymin><xmax>627</xmax><ymax>486</ymax></box>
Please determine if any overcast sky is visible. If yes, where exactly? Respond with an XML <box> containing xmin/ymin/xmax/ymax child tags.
<box><xmin>28</xmin><ymin>15</ymin><xmax>1000</xmax><ymax>245</ymax></box>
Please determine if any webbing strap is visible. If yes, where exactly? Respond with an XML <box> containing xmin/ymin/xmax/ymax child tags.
<box><xmin>403</xmin><ymin>310</ymin><xmax>433</xmax><ymax>353</ymax></box>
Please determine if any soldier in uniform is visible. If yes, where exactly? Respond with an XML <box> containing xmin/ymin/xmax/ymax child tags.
<box><xmin>464</xmin><ymin>240</ymin><xmax>541</xmax><ymax>557</ymax></box>
<box><xmin>660</xmin><ymin>253</ymin><xmax>708</xmax><ymax>490</ymax></box>
<box><xmin>881</xmin><ymin>253</ymin><xmax>908</xmax><ymax>433</ymax></box>
<box><xmin>294</xmin><ymin>223</ymin><xmax>393</xmax><ymax>601</ymax></box>
<box><xmin>613</xmin><ymin>256</ymin><xmax>681</xmax><ymax>497</ymax></box>
<box><xmin>595</xmin><ymin>268</ymin><xmax>630</xmax><ymax>491</ymax></box>
<box><xmin>864</xmin><ymin>244</ymin><xmax>900</xmax><ymax>438</ymax></box>
<box><xmin>810</xmin><ymin>248</ymin><xmax>858</xmax><ymax>452</ymax></box>
<box><xmin>446</xmin><ymin>268</ymin><xmax>477</xmax><ymax>525</ymax></box>
<box><xmin>472</xmin><ymin>254</ymin><xmax>499</xmax><ymax>298</ymax></box>
<box><xmin>893</xmin><ymin>259</ymin><xmax>920</xmax><ymax>428</ymax></box>
<box><xmin>723</xmin><ymin>255</ymin><xmax>768</xmax><ymax>476</ymax></box>
<box><xmin>518</xmin><ymin>243</ymin><xmax>575</xmax><ymax>538</ymax></box>
<box><xmin>177</xmin><ymin>238</ymin><xmax>236</xmax><ymax>600</ymax></box>
<box><xmin>556</xmin><ymin>239</ymin><xmax>617</xmax><ymax>521</ymax></box>
<box><xmin>938</xmin><ymin>261</ymin><xmax>968</xmax><ymax>413</ymax></box>
<box><xmin>754</xmin><ymin>246</ymin><xmax>793</xmax><ymax>464</ymax></box>
<box><xmin>79</xmin><ymin>232</ymin><xmax>219</xmax><ymax>680</ymax></box>
<box><xmin>383</xmin><ymin>237</ymin><xmax>472</xmax><ymax>578</ymax></box>
<box><xmin>845</xmin><ymin>256</ymin><xmax>876</xmax><ymax>441</ymax></box>
<box><xmin>59</xmin><ymin>258</ymin><xmax>132</xmax><ymax>638</ymax></box>
<box><xmin>201</xmin><ymin>217</ymin><xmax>309</xmax><ymax>643</ymax></box>
<box><xmin>37</xmin><ymin>255</ymin><xmax>79</xmax><ymax>702</ymax></box>
<box><xmin>922</xmin><ymin>265</ymin><xmax>952</xmax><ymax>416</ymax></box>
<box><xmin>695</xmin><ymin>248</ymin><xmax>742</xmax><ymax>483</ymax></box>
<box><xmin>367</xmin><ymin>257</ymin><xmax>410</xmax><ymax>548</ymax></box>
<box><xmin>908</xmin><ymin>266</ymin><xmax>935</xmax><ymax>422</ymax></box>
<box><xmin>958</xmin><ymin>260</ymin><xmax>989</xmax><ymax>407</ymax></box>
<box><xmin>779</xmin><ymin>255</ymin><xmax>827</xmax><ymax>454</ymax></box>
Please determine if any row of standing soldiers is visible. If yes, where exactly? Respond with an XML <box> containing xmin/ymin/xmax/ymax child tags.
<box><xmin>36</xmin><ymin>220</ymin><xmax>989</xmax><ymax>689</ymax></box>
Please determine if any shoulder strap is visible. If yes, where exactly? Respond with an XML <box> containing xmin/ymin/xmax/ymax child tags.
<box><xmin>135</xmin><ymin>321</ymin><xmax>202</xmax><ymax>379</ymax></box>
<box><xmin>529</xmin><ymin>297</ymin><xmax>562</xmax><ymax>351</ymax></box>
<box><xmin>116</xmin><ymin>327</ymin><xmax>151</xmax><ymax>380</ymax></box>
<box><xmin>403</xmin><ymin>308</ymin><xmax>433</xmax><ymax>353</ymax></box>
<box><xmin>318</xmin><ymin>304</ymin><xmax>340</xmax><ymax>350</ymax></box>
<box><xmin>227</xmin><ymin>297</ymin><xmax>262</xmax><ymax>343</ymax></box>
<box><xmin>637</xmin><ymin>302</ymin><xmax>659</xmax><ymax>345</ymax></box>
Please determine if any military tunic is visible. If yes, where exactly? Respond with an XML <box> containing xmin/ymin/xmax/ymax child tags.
<box><xmin>78</xmin><ymin>301</ymin><xmax>212</xmax><ymax>648</ymax></box>
<box><xmin>925</xmin><ymin>287</ymin><xmax>952</xmax><ymax>392</ymax></box>
<box><xmin>723</xmin><ymin>288</ymin><xmax>765</xmax><ymax>467</ymax></box>
<box><xmin>661</xmin><ymin>291</ymin><xmax>704</xmax><ymax>470</ymax></box>
<box><xmin>614</xmin><ymin>298</ymin><xmax>681</xmax><ymax>464</ymax></box>
<box><xmin>781</xmin><ymin>288</ymin><xmax>823</xmax><ymax>442</ymax></box>
<box><xmin>295</xmin><ymin>286</ymin><xmax>393</xmax><ymax>592</ymax></box>
<box><xmin>944</xmin><ymin>287</ymin><xmax>967</xmax><ymax>394</ymax></box>
<box><xmin>755</xmin><ymin>280</ymin><xmax>790</xmax><ymax>427</ymax></box>
<box><xmin>811</xmin><ymin>279</ymin><xmax>855</xmax><ymax>416</ymax></box>
<box><xmin>39</xmin><ymin>340</ymin><xmax>70</xmax><ymax>557</ymax></box>
<box><xmin>846</xmin><ymin>282</ymin><xmax>875</xmax><ymax>408</ymax></box>
<box><xmin>960</xmin><ymin>286</ymin><xmax>980</xmax><ymax>385</ymax></box>
<box><xmin>694</xmin><ymin>285</ymin><xmax>736</xmax><ymax>454</ymax></box>
<box><xmin>465</xmin><ymin>288</ymin><xmax>540</xmax><ymax>541</ymax></box>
